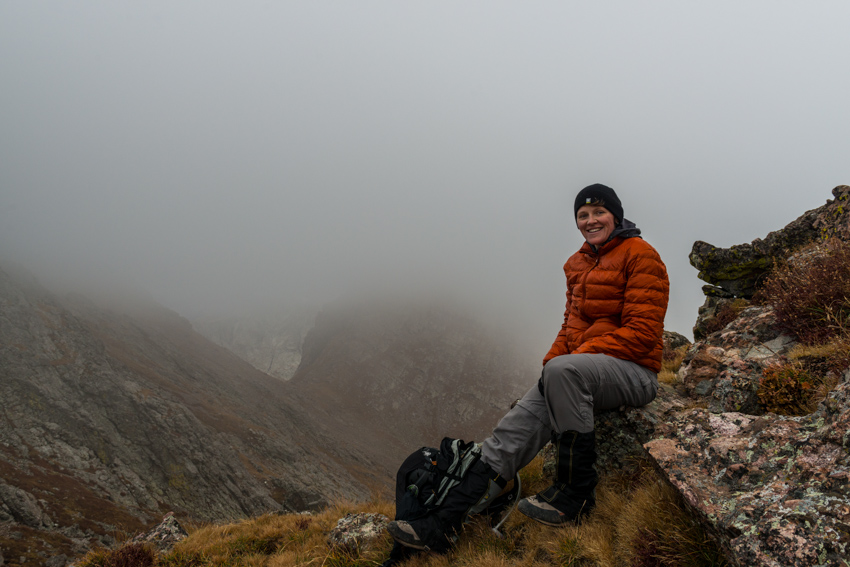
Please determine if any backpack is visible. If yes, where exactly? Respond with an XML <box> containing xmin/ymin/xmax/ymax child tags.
<box><xmin>382</xmin><ymin>437</ymin><xmax>521</xmax><ymax>565</ymax></box>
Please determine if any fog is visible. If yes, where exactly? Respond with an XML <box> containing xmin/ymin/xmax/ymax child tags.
<box><xmin>1</xmin><ymin>2</ymin><xmax>848</xmax><ymax>347</ymax></box>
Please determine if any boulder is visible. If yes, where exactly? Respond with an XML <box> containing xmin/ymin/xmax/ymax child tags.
<box><xmin>127</xmin><ymin>512</ymin><xmax>187</xmax><ymax>552</ymax></box>
<box><xmin>679</xmin><ymin>305</ymin><xmax>796</xmax><ymax>413</ymax></box>
<box><xmin>645</xmin><ymin>370</ymin><xmax>850</xmax><ymax>566</ymax></box>
<box><xmin>327</xmin><ymin>512</ymin><xmax>390</xmax><ymax>551</ymax></box>
<box><xmin>0</xmin><ymin>483</ymin><xmax>52</xmax><ymax>528</ymax></box>
<box><xmin>690</xmin><ymin>185</ymin><xmax>850</xmax><ymax>298</ymax></box>
<box><xmin>662</xmin><ymin>330</ymin><xmax>690</xmax><ymax>357</ymax></box>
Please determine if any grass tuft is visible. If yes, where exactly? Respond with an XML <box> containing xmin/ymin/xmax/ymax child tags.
<box><xmin>658</xmin><ymin>345</ymin><xmax>688</xmax><ymax>384</ymax></box>
<box><xmin>758</xmin><ymin>360</ymin><xmax>840</xmax><ymax>416</ymax></box>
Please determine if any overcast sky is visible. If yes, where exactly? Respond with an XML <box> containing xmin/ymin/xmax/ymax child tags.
<box><xmin>1</xmin><ymin>2</ymin><xmax>848</xmax><ymax>346</ymax></box>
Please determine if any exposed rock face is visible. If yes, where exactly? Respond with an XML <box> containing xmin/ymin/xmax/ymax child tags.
<box><xmin>193</xmin><ymin>309</ymin><xmax>315</xmax><ymax>381</ymax></box>
<box><xmin>645</xmin><ymin>375</ymin><xmax>850</xmax><ymax>567</ymax></box>
<box><xmin>689</xmin><ymin>185</ymin><xmax>850</xmax><ymax>299</ymax></box>
<box><xmin>679</xmin><ymin>304</ymin><xmax>796</xmax><ymax>413</ymax></box>
<box><xmin>597</xmin><ymin>372</ymin><xmax>850</xmax><ymax>567</ymax></box>
<box><xmin>0</xmin><ymin>267</ymin><xmax>368</xmax><ymax>561</ymax></box>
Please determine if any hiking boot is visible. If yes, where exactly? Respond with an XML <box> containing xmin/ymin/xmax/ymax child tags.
<box><xmin>386</xmin><ymin>518</ymin><xmax>443</xmax><ymax>551</ymax></box>
<box><xmin>517</xmin><ymin>483</ymin><xmax>595</xmax><ymax>526</ymax></box>
<box><xmin>519</xmin><ymin>430</ymin><xmax>597</xmax><ymax>526</ymax></box>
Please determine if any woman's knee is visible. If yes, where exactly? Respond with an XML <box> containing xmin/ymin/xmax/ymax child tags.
<box><xmin>543</xmin><ymin>354</ymin><xmax>591</xmax><ymax>383</ymax></box>
<box><xmin>541</xmin><ymin>355</ymin><xmax>592</xmax><ymax>399</ymax></box>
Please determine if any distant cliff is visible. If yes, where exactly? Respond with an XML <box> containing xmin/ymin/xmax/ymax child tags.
<box><xmin>287</xmin><ymin>295</ymin><xmax>536</xmax><ymax>470</ymax></box>
<box><xmin>193</xmin><ymin>309</ymin><xmax>315</xmax><ymax>381</ymax></box>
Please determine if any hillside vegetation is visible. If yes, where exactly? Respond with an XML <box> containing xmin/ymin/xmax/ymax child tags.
<box><xmin>78</xmin><ymin>454</ymin><xmax>727</xmax><ymax>567</ymax></box>
<box><xmin>754</xmin><ymin>238</ymin><xmax>850</xmax><ymax>415</ymax></box>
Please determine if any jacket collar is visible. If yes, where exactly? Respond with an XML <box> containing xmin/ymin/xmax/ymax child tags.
<box><xmin>581</xmin><ymin>237</ymin><xmax>622</xmax><ymax>257</ymax></box>
<box><xmin>580</xmin><ymin>217</ymin><xmax>642</xmax><ymax>255</ymax></box>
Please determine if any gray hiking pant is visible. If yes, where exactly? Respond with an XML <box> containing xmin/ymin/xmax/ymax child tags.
<box><xmin>480</xmin><ymin>353</ymin><xmax>658</xmax><ymax>479</ymax></box>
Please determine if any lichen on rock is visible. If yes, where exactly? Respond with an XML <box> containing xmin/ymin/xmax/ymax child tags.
<box><xmin>327</xmin><ymin>512</ymin><xmax>390</xmax><ymax>551</ymax></box>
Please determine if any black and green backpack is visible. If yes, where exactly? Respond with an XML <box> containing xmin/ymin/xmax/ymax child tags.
<box><xmin>383</xmin><ymin>437</ymin><xmax>521</xmax><ymax>565</ymax></box>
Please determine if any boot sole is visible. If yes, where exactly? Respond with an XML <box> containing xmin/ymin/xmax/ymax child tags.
<box><xmin>518</xmin><ymin>503</ymin><xmax>590</xmax><ymax>527</ymax></box>
<box><xmin>390</xmin><ymin>537</ymin><xmax>430</xmax><ymax>551</ymax></box>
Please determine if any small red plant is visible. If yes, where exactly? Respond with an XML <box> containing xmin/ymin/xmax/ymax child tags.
<box><xmin>758</xmin><ymin>363</ymin><xmax>817</xmax><ymax>416</ymax></box>
<box><xmin>758</xmin><ymin>239</ymin><xmax>850</xmax><ymax>344</ymax></box>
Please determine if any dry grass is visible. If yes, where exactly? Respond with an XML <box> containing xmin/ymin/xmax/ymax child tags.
<box><xmin>658</xmin><ymin>345</ymin><xmax>688</xmax><ymax>385</ymax></box>
<box><xmin>77</xmin><ymin>460</ymin><xmax>726</xmax><ymax>567</ymax></box>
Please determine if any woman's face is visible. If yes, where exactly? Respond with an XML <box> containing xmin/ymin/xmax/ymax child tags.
<box><xmin>576</xmin><ymin>204</ymin><xmax>616</xmax><ymax>246</ymax></box>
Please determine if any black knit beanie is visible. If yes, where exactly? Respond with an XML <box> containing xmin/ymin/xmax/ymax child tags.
<box><xmin>574</xmin><ymin>184</ymin><xmax>623</xmax><ymax>223</ymax></box>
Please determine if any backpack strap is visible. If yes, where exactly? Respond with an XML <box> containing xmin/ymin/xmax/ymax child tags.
<box><xmin>425</xmin><ymin>438</ymin><xmax>482</xmax><ymax>508</ymax></box>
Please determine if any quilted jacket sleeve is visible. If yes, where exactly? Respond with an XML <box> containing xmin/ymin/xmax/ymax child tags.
<box><xmin>542</xmin><ymin>281</ymin><xmax>573</xmax><ymax>365</ymax></box>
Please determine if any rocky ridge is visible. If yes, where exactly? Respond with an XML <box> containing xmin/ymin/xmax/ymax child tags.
<box><xmin>599</xmin><ymin>186</ymin><xmax>850</xmax><ymax>566</ymax></box>
<box><xmin>689</xmin><ymin>184</ymin><xmax>850</xmax><ymax>300</ymax></box>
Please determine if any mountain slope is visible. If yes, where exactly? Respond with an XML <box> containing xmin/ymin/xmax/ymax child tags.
<box><xmin>287</xmin><ymin>296</ymin><xmax>537</xmax><ymax>472</ymax></box>
<box><xmin>0</xmin><ymin>267</ymin><xmax>370</xmax><ymax>562</ymax></box>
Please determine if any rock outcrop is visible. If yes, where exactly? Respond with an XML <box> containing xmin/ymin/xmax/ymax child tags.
<box><xmin>597</xmin><ymin>371</ymin><xmax>850</xmax><ymax>566</ymax></box>
<box><xmin>646</xmin><ymin>374</ymin><xmax>850</xmax><ymax>567</ymax></box>
<box><xmin>598</xmin><ymin>186</ymin><xmax>850</xmax><ymax>566</ymax></box>
<box><xmin>679</xmin><ymin>304</ymin><xmax>795</xmax><ymax>413</ymax></box>
<box><xmin>127</xmin><ymin>512</ymin><xmax>188</xmax><ymax>552</ymax></box>
<box><xmin>689</xmin><ymin>185</ymin><xmax>850</xmax><ymax>299</ymax></box>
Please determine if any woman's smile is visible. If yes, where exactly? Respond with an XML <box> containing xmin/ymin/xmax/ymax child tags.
<box><xmin>576</xmin><ymin>204</ymin><xmax>616</xmax><ymax>246</ymax></box>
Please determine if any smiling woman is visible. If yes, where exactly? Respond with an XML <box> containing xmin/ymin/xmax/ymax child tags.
<box><xmin>387</xmin><ymin>184</ymin><xmax>671</xmax><ymax>551</ymax></box>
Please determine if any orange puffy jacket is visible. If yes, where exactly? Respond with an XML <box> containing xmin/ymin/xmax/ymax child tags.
<box><xmin>543</xmin><ymin>236</ymin><xmax>669</xmax><ymax>373</ymax></box>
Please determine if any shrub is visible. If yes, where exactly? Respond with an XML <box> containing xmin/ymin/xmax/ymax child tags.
<box><xmin>758</xmin><ymin>362</ymin><xmax>827</xmax><ymax>416</ymax></box>
<box><xmin>757</xmin><ymin>238</ymin><xmax>850</xmax><ymax>344</ymax></box>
